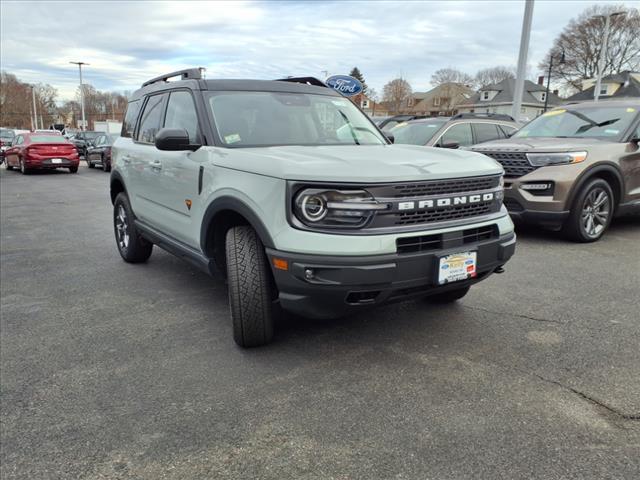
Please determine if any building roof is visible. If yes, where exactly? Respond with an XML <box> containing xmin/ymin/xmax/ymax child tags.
<box><xmin>460</xmin><ymin>78</ymin><xmax>562</xmax><ymax>107</ymax></box>
<box><xmin>566</xmin><ymin>71</ymin><xmax>640</xmax><ymax>102</ymax></box>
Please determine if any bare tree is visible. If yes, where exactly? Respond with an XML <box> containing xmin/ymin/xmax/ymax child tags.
<box><xmin>382</xmin><ymin>77</ymin><xmax>412</xmax><ymax>114</ymax></box>
<box><xmin>430</xmin><ymin>68</ymin><xmax>474</xmax><ymax>87</ymax></box>
<box><xmin>539</xmin><ymin>4</ymin><xmax>640</xmax><ymax>90</ymax></box>
<box><xmin>475</xmin><ymin>66</ymin><xmax>516</xmax><ymax>88</ymax></box>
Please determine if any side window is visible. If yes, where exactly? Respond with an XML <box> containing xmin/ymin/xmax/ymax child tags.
<box><xmin>164</xmin><ymin>91</ymin><xmax>199</xmax><ymax>143</ymax></box>
<box><xmin>439</xmin><ymin>123</ymin><xmax>473</xmax><ymax>147</ymax></box>
<box><xmin>473</xmin><ymin>123</ymin><xmax>501</xmax><ymax>144</ymax></box>
<box><xmin>121</xmin><ymin>100</ymin><xmax>142</xmax><ymax>138</ymax></box>
<box><xmin>137</xmin><ymin>94</ymin><xmax>166</xmax><ymax>144</ymax></box>
<box><xmin>16</xmin><ymin>136</ymin><xmax>24</xmax><ymax>145</ymax></box>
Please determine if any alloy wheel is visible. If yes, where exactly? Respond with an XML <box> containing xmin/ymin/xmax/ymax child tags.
<box><xmin>115</xmin><ymin>205</ymin><xmax>130</xmax><ymax>250</ymax></box>
<box><xmin>581</xmin><ymin>187</ymin><xmax>610</xmax><ymax>239</ymax></box>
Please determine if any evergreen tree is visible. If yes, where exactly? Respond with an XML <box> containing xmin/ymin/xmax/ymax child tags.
<box><xmin>349</xmin><ymin>67</ymin><xmax>368</xmax><ymax>93</ymax></box>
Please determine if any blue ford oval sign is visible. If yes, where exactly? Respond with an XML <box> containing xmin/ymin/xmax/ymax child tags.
<box><xmin>326</xmin><ymin>75</ymin><xmax>363</xmax><ymax>97</ymax></box>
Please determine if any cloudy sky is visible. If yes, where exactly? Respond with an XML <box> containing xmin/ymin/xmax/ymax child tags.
<box><xmin>0</xmin><ymin>0</ymin><xmax>616</xmax><ymax>101</ymax></box>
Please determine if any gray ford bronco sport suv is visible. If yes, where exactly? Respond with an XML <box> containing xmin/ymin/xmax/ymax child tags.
<box><xmin>110</xmin><ymin>68</ymin><xmax>516</xmax><ymax>347</ymax></box>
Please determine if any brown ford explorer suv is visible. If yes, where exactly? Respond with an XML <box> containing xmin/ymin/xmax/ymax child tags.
<box><xmin>472</xmin><ymin>99</ymin><xmax>640</xmax><ymax>242</ymax></box>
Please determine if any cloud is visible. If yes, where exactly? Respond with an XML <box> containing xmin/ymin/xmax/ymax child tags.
<box><xmin>0</xmin><ymin>0</ymin><xmax>604</xmax><ymax>100</ymax></box>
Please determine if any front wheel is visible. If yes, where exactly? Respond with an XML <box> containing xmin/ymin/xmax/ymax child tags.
<box><xmin>225</xmin><ymin>225</ymin><xmax>275</xmax><ymax>347</ymax></box>
<box><xmin>113</xmin><ymin>193</ymin><xmax>153</xmax><ymax>263</ymax></box>
<box><xmin>102</xmin><ymin>157</ymin><xmax>111</xmax><ymax>172</ymax></box>
<box><xmin>5</xmin><ymin>161</ymin><xmax>13</xmax><ymax>171</ymax></box>
<box><xmin>563</xmin><ymin>178</ymin><xmax>614</xmax><ymax>242</ymax></box>
<box><xmin>69</xmin><ymin>166</ymin><xmax>78</xmax><ymax>173</ymax></box>
<box><xmin>427</xmin><ymin>285</ymin><xmax>470</xmax><ymax>303</ymax></box>
<box><xmin>20</xmin><ymin>159</ymin><xmax>29</xmax><ymax>175</ymax></box>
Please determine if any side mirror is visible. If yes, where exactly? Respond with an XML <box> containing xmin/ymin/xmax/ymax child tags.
<box><xmin>155</xmin><ymin>128</ymin><xmax>200</xmax><ymax>151</ymax></box>
<box><xmin>630</xmin><ymin>135</ymin><xmax>640</xmax><ymax>146</ymax></box>
<box><xmin>441</xmin><ymin>141</ymin><xmax>460</xmax><ymax>149</ymax></box>
<box><xmin>385</xmin><ymin>132</ymin><xmax>395</xmax><ymax>144</ymax></box>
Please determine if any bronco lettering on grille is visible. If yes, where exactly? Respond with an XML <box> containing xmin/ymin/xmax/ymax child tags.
<box><xmin>397</xmin><ymin>193</ymin><xmax>495</xmax><ymax>211</ymax></box>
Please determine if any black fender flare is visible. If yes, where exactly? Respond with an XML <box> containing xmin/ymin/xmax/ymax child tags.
<box><xmin>109</xmin><ymin>170</ymin><xmax>127</xmax><ymax>204</ymax></box>
<box><xmin>200</xmin><ymin>196</ymin><xmax>275</xmax><ymax>253</ymax></box>
<box><xmin>566</xmin><ymin>162</ymin><xmax>625</xmax><ymax>209</ymax></box>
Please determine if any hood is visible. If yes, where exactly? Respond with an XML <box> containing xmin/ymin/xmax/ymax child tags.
<box><xmin>208</xmin><ymin>144</ymin><xmax>503</xmax><ymax>182</ymax></box>
<box><xmin>471</xmin><ymin>136</ymin><xmax>615</xmax><ymax>153</ymax></box>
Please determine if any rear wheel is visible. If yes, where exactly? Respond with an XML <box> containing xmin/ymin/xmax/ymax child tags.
<box><xmin>102</xmin><ymin>156</ymin><xmax>110</xmax><ymax>172</ymax></box>
<box><xmin>113</xmin><ymin>192</ymin><xmax>153</xmax><ymax>263</ymax></box>
<box><xmin>563</xmin><ymin>178</ymin><xmax>613</xmax><ymax>242</ymax></box>
<box><xmin>225</xmin><ymin>225</ymin><xmax>275</xmax><ymax>348</ymax></box>
<box><xmin>19</xmin><ymin>159</ymin><xmax>29</xmax><ymax>175</ymax></box>
<box><xmin>5</xmin><ymin>161</ymin><xmax>13</xmax><ymax>171</ymax></box>
<box><xmin>69</xmin><ymin>166</ymin><xmax>78</xmax><ymax>173</ymax></box>
<box><xmin>427</xmin><ymin>285</ymin><xmax>470</xmax><ymax>303</ymax></box>
<box><xmin>87</xmin><ymin>158</ymin><xmax>94</xmax><ymax>168</ymax></box>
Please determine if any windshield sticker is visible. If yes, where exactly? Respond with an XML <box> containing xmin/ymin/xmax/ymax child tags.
<box><xmin>224</xmin><ymin>133</ymin><xmax>241</xmax><ymax>144</ymax></box>
<box><xmin>604</xmin><ymin>129</ymin><xmax>619</xmax><ymax>135</ymax></box>
<box><xmin>542</xmin><ymin>109</ymin><xmax>566</xmax><ymax>117</ymax></box>
<box><xmin>627</xmin><ymin>108</ymin><xmax>636</xmax><ymax>113</ymax></box>
<box><xmin>331</xmin><ymin>99</ymin><xmax>350</xmax><ymax>106</ymax></box>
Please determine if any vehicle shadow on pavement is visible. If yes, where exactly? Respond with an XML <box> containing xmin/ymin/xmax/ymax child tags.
<box><xmin>512</xmin><ymin>214</ymin><xmax>639</xmax><ymax>242</ymax></box>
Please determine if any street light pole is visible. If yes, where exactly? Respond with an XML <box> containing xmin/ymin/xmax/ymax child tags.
<box><xmin>594</xmin><ymin>11</ymin><xmax>625</xmax><ymax>102</ymax></box>
<box><xmin>511</xmin><ymin>0</ymin><xmax>535</xmax><ymax>123</ymax></box>
<box><xmin>70</xmin><ymin>61</ymin><xmax>89</xmax><ymax>130</ymax></box>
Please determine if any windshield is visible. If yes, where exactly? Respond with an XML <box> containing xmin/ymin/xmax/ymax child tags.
<box><xmin>1</xmin><ymin>129</ymin><xmax>15</xmax><ymax>140</ymax></box>
<box><xmin>390</xmin><ymin>120</ymin><xmax>447</xmax><ymax>145</ymax></box>
<box><xmin>30</xmin><ymin>136</ymin><xmax>69</xmax><ymax>143</ymax></box>
<box><xmin>514</xmin><ymin>106</ymin><xmax>638</xmax><ymax>140</ymax></box>
<box><xmin>83</xmin><ymin>132</ymin><xmax>101</xmax><ymax>140</ymax></box>
<box><xmin>207</xmin><ymin>91</ymin><xmax>386</xmax><ymax>147</ymax></box>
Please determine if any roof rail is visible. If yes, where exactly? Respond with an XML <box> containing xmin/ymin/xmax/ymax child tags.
<box><xmin>451</xmin><ymin>112</ymin><xmax>515</xmax><ymax>122</ymax></box>
<box><xmin>275</xmin><ymin>76</ymin><xmax>327</xmax><ymax>88</ymax></box>
<box><xmin>142</xmin><ymin>67</ymin><xmax>205</xmax><ymax>87</ymax></box>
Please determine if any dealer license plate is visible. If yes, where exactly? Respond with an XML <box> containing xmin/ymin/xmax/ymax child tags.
<box><xmin>50</xmin><ymin>158</ymin><xmax>63</xmax><ymax>164</ymax></box>
<box><xmin>438</xmin><ymin>251</ymin><xmax>477</xmax><ymax>285</ymax></box>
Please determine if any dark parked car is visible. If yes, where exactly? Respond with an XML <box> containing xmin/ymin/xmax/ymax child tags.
<box><xmin>389</xmin><ymin>113</ymin><xmax>518</xmax><ymax>149</ymax></box>
<box><xmin>378</xmin><ymin>114</ymin><xmax>428</xmax><ymax>131</ymax></box>
<box><xmin>0</xmin><ymin>128</ymin><xmax>15</xmax><ymax>163</ymax></box>
<box><xmin>72</xmin><ymin>131</ymin><xmax>101</xmax><ymax>158</ymax></box>
<box><xmin>4</xmin><ymin>132</ymin><xmax>79</xmax><ymax>174</ymax></box>
<box><xmin>86</xmin><ymin>133</ymin><xmax>118</xmax><ymax>171</ymax></box>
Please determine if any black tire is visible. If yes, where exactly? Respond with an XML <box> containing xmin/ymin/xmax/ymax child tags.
<box><xmin>562</xmin><ymin>178</ymin><xmax>614</xmax><ymax>243</ymax></box>
<box><xmin>87</xmin><ymin>159</ymin><xmax>94</xmax><ymax>168</ymax></box>
<box><xmin>102</xmin><ymin>157</ymin><xmax>111</xmax><ymax>172</ymax></box>
<box><xmin>19</xmin><ymin>159</ymin><xmax>29</xmax><ymax>175</ymax></box>
<box><xmin>5</xmin><ymin>161</ymin><xmax>13</xmax><ymax>171</ymax></box>
<box><xmin>113</xmin><ymin>192</ymin><xmax>153</xmax><ymax>263</ymax></box>
<box><xmin>69</xmin><ymin>166</ymin><xmax>78</xmax><ymax>173</ymax></box>
<box><xmin>427</xmin><ymin>285</ymin><xmax>470</xmax><ymax>303</ymax></box>
<box><xmin>225</xmin><ymin>225</ymin><xmax>275</xmax><ymax>347</ymax></box>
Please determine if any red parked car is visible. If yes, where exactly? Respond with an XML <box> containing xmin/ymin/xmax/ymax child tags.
<box><xmin>4</xmin><ymin>132</ymin><xmax>80</xmax><ymax>174</ymax></box>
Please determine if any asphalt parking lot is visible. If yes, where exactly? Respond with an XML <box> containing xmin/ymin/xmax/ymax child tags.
<box><xmin>1</xmin><ymin>165</ymin><xmax>639</xmax><ymax>480</ymax></box>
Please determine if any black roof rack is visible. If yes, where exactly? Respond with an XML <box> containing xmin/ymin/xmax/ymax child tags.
<box><xmin>275</xmin><ymin>76</ymin><xmax>327</xmax><ymax>88</ymax></box>
<box><xmin>451</xmin><ymin>113</ymin><xmax>515</xmax><ymax>121</ymax></box>
<box><xmin>142</xmin><ymin>67</ymin><xmax>205</xmax><ymax>87</ymax></box>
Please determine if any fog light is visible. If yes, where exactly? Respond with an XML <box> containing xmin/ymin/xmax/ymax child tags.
<box><xmin>520</xmin><ymin>183</ymin><xmax>552</xmax><ymax>191</ymax></box>
<box><xmin>304</xmin><ymin>268</ymin><xmax>314</xmax><ymax>280</ymax></box>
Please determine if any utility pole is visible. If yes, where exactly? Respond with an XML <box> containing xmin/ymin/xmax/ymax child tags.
<box><xmin>511</xmin><ymin>0</ymin><xmax>534</xmax><ymax>123</ymax></box>
<box><xmin>70</xmin><ymin>61</ymin><xmax>89</xmax><ymax>130</ymax></box>
<box><xmin>32</xmin><ymin>86</ymin><xmax>38</xmax><ymax>131</ymax></box>
<box><xmin>544</xmin><ymin>49</ymin><xmax>565</xmax><ymax>112</ymax></box>
<box><xmin>594</xmin><ymin>11</ymin><xmax>626</xmax><ymax>101</ymax></box>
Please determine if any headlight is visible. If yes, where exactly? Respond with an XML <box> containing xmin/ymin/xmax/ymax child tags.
<box><xmin>526</xmin><ymin>151</ymin><xmax>587</xmax><ymax>166</ymax></box>
<box><xmin>293</xmin><ymin>188</ymin><xmax>388</xmax><ymax>229</ymax></box>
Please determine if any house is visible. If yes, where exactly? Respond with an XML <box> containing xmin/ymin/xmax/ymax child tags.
<box><xmin>402</xmin><ymin>83</ymin><xmax>474</xmax><ymax>116</ymax></box>
<box><xmin>566</xmin><ymin>71</ymin><xmax>640</xmax><ymax>102</ymax></box>
<box><xmin>349</xmin><ymin>92</ymin><xmax>389</xmax><ymax>116</ymax></box>
<box><xmin>457</xmin><ymin>78</ymin><xmax>563</xmax><ymax>120</ymax></box>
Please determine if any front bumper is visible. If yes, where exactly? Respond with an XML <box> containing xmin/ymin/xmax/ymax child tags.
<box><xmin>267</xmin><ymin>231</ymin><xmax>516</xmax><ymax>319</ymax></box>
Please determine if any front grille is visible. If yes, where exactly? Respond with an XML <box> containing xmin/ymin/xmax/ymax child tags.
<box><xmin>396</xmin><ymin>224</ymin><xmax>498</xmax><ymax>254</ymax></box>
<box><xmin>482</xmin><ymin>152</ymin><xmax>538</xmax><ymax>178</ymax></box>
<box><xmin>390</xmin><ymin>175</ymin><xmax>500</xmax><ymax>197</ymax></box>
<box><xmin>394</xmin><ymin>202</ymin><xmax>494</xmax><ymax>226</ymax></box>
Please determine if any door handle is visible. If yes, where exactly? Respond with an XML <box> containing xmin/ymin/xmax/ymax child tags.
<box><xmin>122</xmin><ymin>155</ymin><xmax>132</xmax><ymax>164</ymax></box>
<box><xmin>150</xmin><ymin>160</ymin><xmax>162</xmax><ymax>170</ymax></box>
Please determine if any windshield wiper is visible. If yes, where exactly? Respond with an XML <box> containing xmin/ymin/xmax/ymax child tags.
<box><xmin>338</xmin><ymin>111</ymin><xmax>360</xmax><ymax>145</ymax></box>
<box><xmin>566</xmin><ymin>110</ymin><xmax>620</xmax><ymax>135</ymax></box>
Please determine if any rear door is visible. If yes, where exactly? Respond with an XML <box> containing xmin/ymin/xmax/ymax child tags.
<box><xmin>6</xmin><ymin>135</ymin><xmax>23</xmax><ymax>166</ymax></box>
<box><xmin>144</xmin><ymin>89</ymin><xmax>203</xmax><ymax>247</ymax></box>
<box><xmin>125</xmin><ymin>93</ymin><xmax>168</xmax><ymax>223</ymax></box>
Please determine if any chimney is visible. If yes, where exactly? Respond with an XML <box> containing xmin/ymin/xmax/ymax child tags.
<box><xmin>552</xmin><ymin>89</ymin><xmax>559</xmax><ymax>95</ymax></box>
<box><xmin>537</xmin><ymin>76</ymin><xmax>545</xmax><ymax>85</ymax></box>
